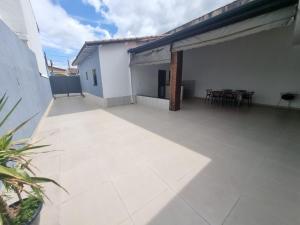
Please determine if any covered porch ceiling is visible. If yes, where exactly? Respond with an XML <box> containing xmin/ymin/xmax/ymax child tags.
<box><xmin>129</xmin><ymin>0</ymin><xmax>300</xmax><ymax>111</ymax></box>
<box><xmin>129</xmin><ymin>0</ymin><xmax>298</xmax><ymax>67</ymax></box>
<box><xmin>129</xmin><ymin>0</ymin><xmax>298</xmax><ymax>55</ymax></box>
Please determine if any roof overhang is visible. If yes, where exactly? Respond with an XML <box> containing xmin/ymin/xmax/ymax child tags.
<box><xmin>72</xmin><ymin>43</ymin><xmax>98</xmax><ymax>66</ymax></box>
<box><xmin>130</xmin><ymin>45</ymin><xmax>171</xmax><ymax>66</ymax></box>
<box><xmin>72</xmin><ymin>36</ymin><xmax>161</xmax><ymax>66</ymax></box>
<box><xmin>128</xmin><ymin>0</ymin><xmax>298</xmax><ymax>54</ymax></box>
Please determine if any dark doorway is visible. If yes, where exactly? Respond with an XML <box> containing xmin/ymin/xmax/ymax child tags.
<box><xmin>158</xmin><ymin>70</ymin><xmax>166</xmax><ymax>99</ymax></box>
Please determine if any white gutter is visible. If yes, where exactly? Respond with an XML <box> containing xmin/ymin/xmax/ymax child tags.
<box><xmin>128</xmin><ymin>53</ymin><xmax>135</xmax><ymax>104</ymax></box>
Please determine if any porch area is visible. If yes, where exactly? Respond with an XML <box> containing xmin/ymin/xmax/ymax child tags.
<box><xmin>33</xmin><ymin>96</ymin><xmax>300</xmax><ymax>225</ymax></box>
<box><xmin>129</xmin><ymin>3</ymin><xmax>300</xmax><ymax>112</ymax></box>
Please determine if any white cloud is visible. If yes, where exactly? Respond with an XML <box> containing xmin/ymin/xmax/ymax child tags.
<box><xmin>31</xmin><ymin>0</ymin><xmax>110</xmax><ymax>54</ymax></box>
<box><xmin>82</xmin><ymin>0</ymin><xmax>103</xmax><ymax>12</ymax></box>
<box><xmin>98</xmin><ymin>0</ymin><xmax>234</xmax><ymax>37</ymax></box>
<box><xmin>32</xmin><ymin>0</ymin><xmax>236</xmax><ymax>57</ymax></box>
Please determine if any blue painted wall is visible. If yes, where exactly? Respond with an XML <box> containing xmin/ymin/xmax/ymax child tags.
<box><xmin>0</xmin><ymin>20</ymin><xmax>52</xmax><ymax>139</ymax></box>
<box><xmin>78</xmin><ymin>48</ymin><xmax>103</xmax><ymax>97</ymax></box>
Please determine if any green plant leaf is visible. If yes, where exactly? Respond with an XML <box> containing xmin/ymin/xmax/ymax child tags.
<box><xmin>0</xmin><ymin>98</ymin><xmax>21</xmax><ymax>128</ymax></box>
<box><xmin>0</xmin><ymin>165</ymin><xmax>30</xmax><ymax>181</ymax></box>
<box><xmin>31</xmin><ymin>177</ymin><xmax>68</xmax><ymax>193</ymax></box>
<box><xmin>0</xmin><ymin>213</ymin><xmax>3</xmax><ymax>225</ymax></box>
<box><xmin>0</xmin><ymin>93</ymin><xmax>6</xmax><ymax>105</ymax></box>
<box><xmin>0</xmin><ymin>95</ymin><xmax>67</xmax><ymax>207</ymax></box>
<box><xmin>18</xmin><ymin>144</ymin><xmax>50</xmax><ymax>152</ymax></box>
<box><xmin>0</xmin><ymin>94</ymin><xmax>8</xmax><ymax>113</ymax></box>
<box><xmin>6</xmin><ymin>113</ymin><xmax>38</xmax><ymax>137</ymax></box>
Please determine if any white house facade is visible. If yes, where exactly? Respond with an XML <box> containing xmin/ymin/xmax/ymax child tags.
<box><xmin>72</xmin><ymin>37</ymin><xmax>159</xmax><ymax>107</ymax></box>
<box><xmin>0</xmin><ymin>0</ymin><xmax>48</xmax><ymax>76</ymax></box>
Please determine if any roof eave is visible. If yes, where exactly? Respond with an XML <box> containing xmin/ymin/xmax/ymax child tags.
<box><xmin>72</xmin><ymin>36</ymin><xmax>161</xmax><ymax>66</ymax></box>
<box><xmin>128</xmin><ymin>0</ymin><xmax>298</xmax><ymax>54</ymax></box>
<box><xmin>72</xmin><ymin>42</ymin><xmax>87</xmax><ymax>66</ymax></box>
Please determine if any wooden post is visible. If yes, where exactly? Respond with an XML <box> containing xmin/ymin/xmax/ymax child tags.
<box><xmin>169</xmin><ymin>51</ymin><xmax>183</xmax><ymax>111</ymax></box>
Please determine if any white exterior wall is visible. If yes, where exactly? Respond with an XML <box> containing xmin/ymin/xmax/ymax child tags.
<box><xmin>183</xmin><ymin>25</ymin><xmax>300</xmax><ymax>108</ymax></box>
<box><xmin>136</xmin><ymin>96</ymin><xmax>169</xmax><ymax>110</ymax></box>
<box><xmin>99</xmin><ymin>42</ymin><xmax>137</xmax><ymax>98</ymax></box>
<box><xmin>78</xmin><ymin>48</ymin><xmax>103</xmax><ymax>97</ymax></box>
<box><xmin>0</xmin><ymin>0</ymin><xmax>47</xmax><ymax>76</ymax></box>
<box><xmin>0</xmin><ymin>0</ymin><xmax>26</xmax><ymax>38</ymax></box>
<box><xmin>77</xmin><ymin>41</ymin><xmax>143</xmax><ymax>107</ymax></box>
<box><xmin>131</xmin><ymin>64</ymin><xmax>169</xmax><ymax>98</ymax></box>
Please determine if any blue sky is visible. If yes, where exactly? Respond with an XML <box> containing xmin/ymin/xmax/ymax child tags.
<box><xmin>31</xmin><ymin>0</ymin><xmax>233</xmax><ymax>68</ymax></box>
<box><xmin>58</xmin><ymin>0</ymin><xmax>117</xmax><ymax>34</ymax></box>
<box><xmin>32</xmin><ymin>0</ymin><xmax>117</xmax><ymax>68</ymax></box>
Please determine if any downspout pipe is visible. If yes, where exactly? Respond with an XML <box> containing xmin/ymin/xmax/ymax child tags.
<box><xmin>128</xmin><ymin>53</ymin><xmax>135</xmax><ymax>104</ymax></box>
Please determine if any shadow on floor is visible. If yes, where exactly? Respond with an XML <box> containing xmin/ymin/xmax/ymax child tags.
<box><xmin>47</xmin><ymin>95</ymin><xmax>102</xmax><ymax>117</ymax></box>
<box><xmin>103</xmin><ymin>99</ymin><xmax>300</xmax><ymax>225</ymax></box>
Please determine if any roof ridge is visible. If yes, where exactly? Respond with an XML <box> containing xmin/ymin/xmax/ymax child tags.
<box><xmin>165</xmin><ymin>0</ymin><xmax>253</xmax><ymax>35</ymax></box>
<box><xmin>85</xmin><ymin>35</ymin><xmax>164</xmax><ymax>45</ymax></box>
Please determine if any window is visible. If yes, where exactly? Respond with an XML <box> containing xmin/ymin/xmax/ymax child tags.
<box><xmin>92</xmin><ymin>69</ymin><xmax>97</xmax><ymax>86</ymax></box>
<box><xmin>85</xmin><ymin>72</ymin><xmax>88</xmax><ymax>80</ymax></box>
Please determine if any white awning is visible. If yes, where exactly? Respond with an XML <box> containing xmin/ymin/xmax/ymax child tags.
<box><xmin>130</xmin><ymin>45</ymin><xmax>171</xmax><ymax>66</ymax></box>
<box><xmin>173</xmin><ymin>6</ymin><xmax>296</xmax><ymax>52</ymax></box>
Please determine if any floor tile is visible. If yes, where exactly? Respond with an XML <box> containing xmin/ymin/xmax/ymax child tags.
<box><xmin>112</xmin><ymin>167</ymin><xmax>168</xmax><ymax>213</ymax></box>
<box><xmin>119</xmin><ymin>218</ymin><xmax>134</xmax><ymax>225</ymax></box>
<box><xmin>175</xmin><ymin>172</ymin><xmax>240</xmax><ymax>225</ymax></box>
<box><xmin>224</xmin><ymin>194</ymin><xmax>300</xmax><ymax>225</ymax></box>
<box><xmin>59</xmin><ymin>158</ymin><xmax>110</xmax><ymax>203</ymax></box>
<box><xmin>33</xmin><ymin>97</ymin><xmax>300</xmax><ymax>225</ymax></box>
<box><xmin>132</xmin><ymin>190</ymin><xmax>208</xmax><ymax>225</ymax></box>
<box><xmin>60</xmin><ymin>183</ymin><xmax>129</xmax><ymax>225</ymax></box>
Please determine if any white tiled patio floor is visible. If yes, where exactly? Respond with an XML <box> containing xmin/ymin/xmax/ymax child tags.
<box><xmin>33</xmin><ymin>96</ymin><xmax>300</xmax><ymax>225</ymax></box>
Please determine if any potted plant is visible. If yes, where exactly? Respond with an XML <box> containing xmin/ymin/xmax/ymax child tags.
<box><xmin>0</xmin><ymin>94</ymin><xmax>66</xmax><ymax>225</ymax></box>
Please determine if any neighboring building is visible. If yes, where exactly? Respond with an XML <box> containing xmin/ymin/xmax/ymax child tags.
<box><xmin>47</xmin><ymin>65</ymin><xmax>79</xmax><ymax>76</ymax></box>
<box><xmin>72</xmin><ymin>36</ymin><xmax>159</xmax><ymax>107</ymax></box>
<box><xmin>66</xmin><ymin>67</ymin><xmax>79</xmax><ymax>76</ymax></box>
<box><xmin>48</xmin><ymin>66</ymin><xmax>78</xmax><ymax>76</ymax></box>
<box><xmin>48</xmin><ymin>66</ymin><xmax>67</xmax><ymax>76</ymax></box>
<box><xmin>0</xmin><ymin>0</ymin><xmax>48</xmax><ymax>76</ymax></box>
